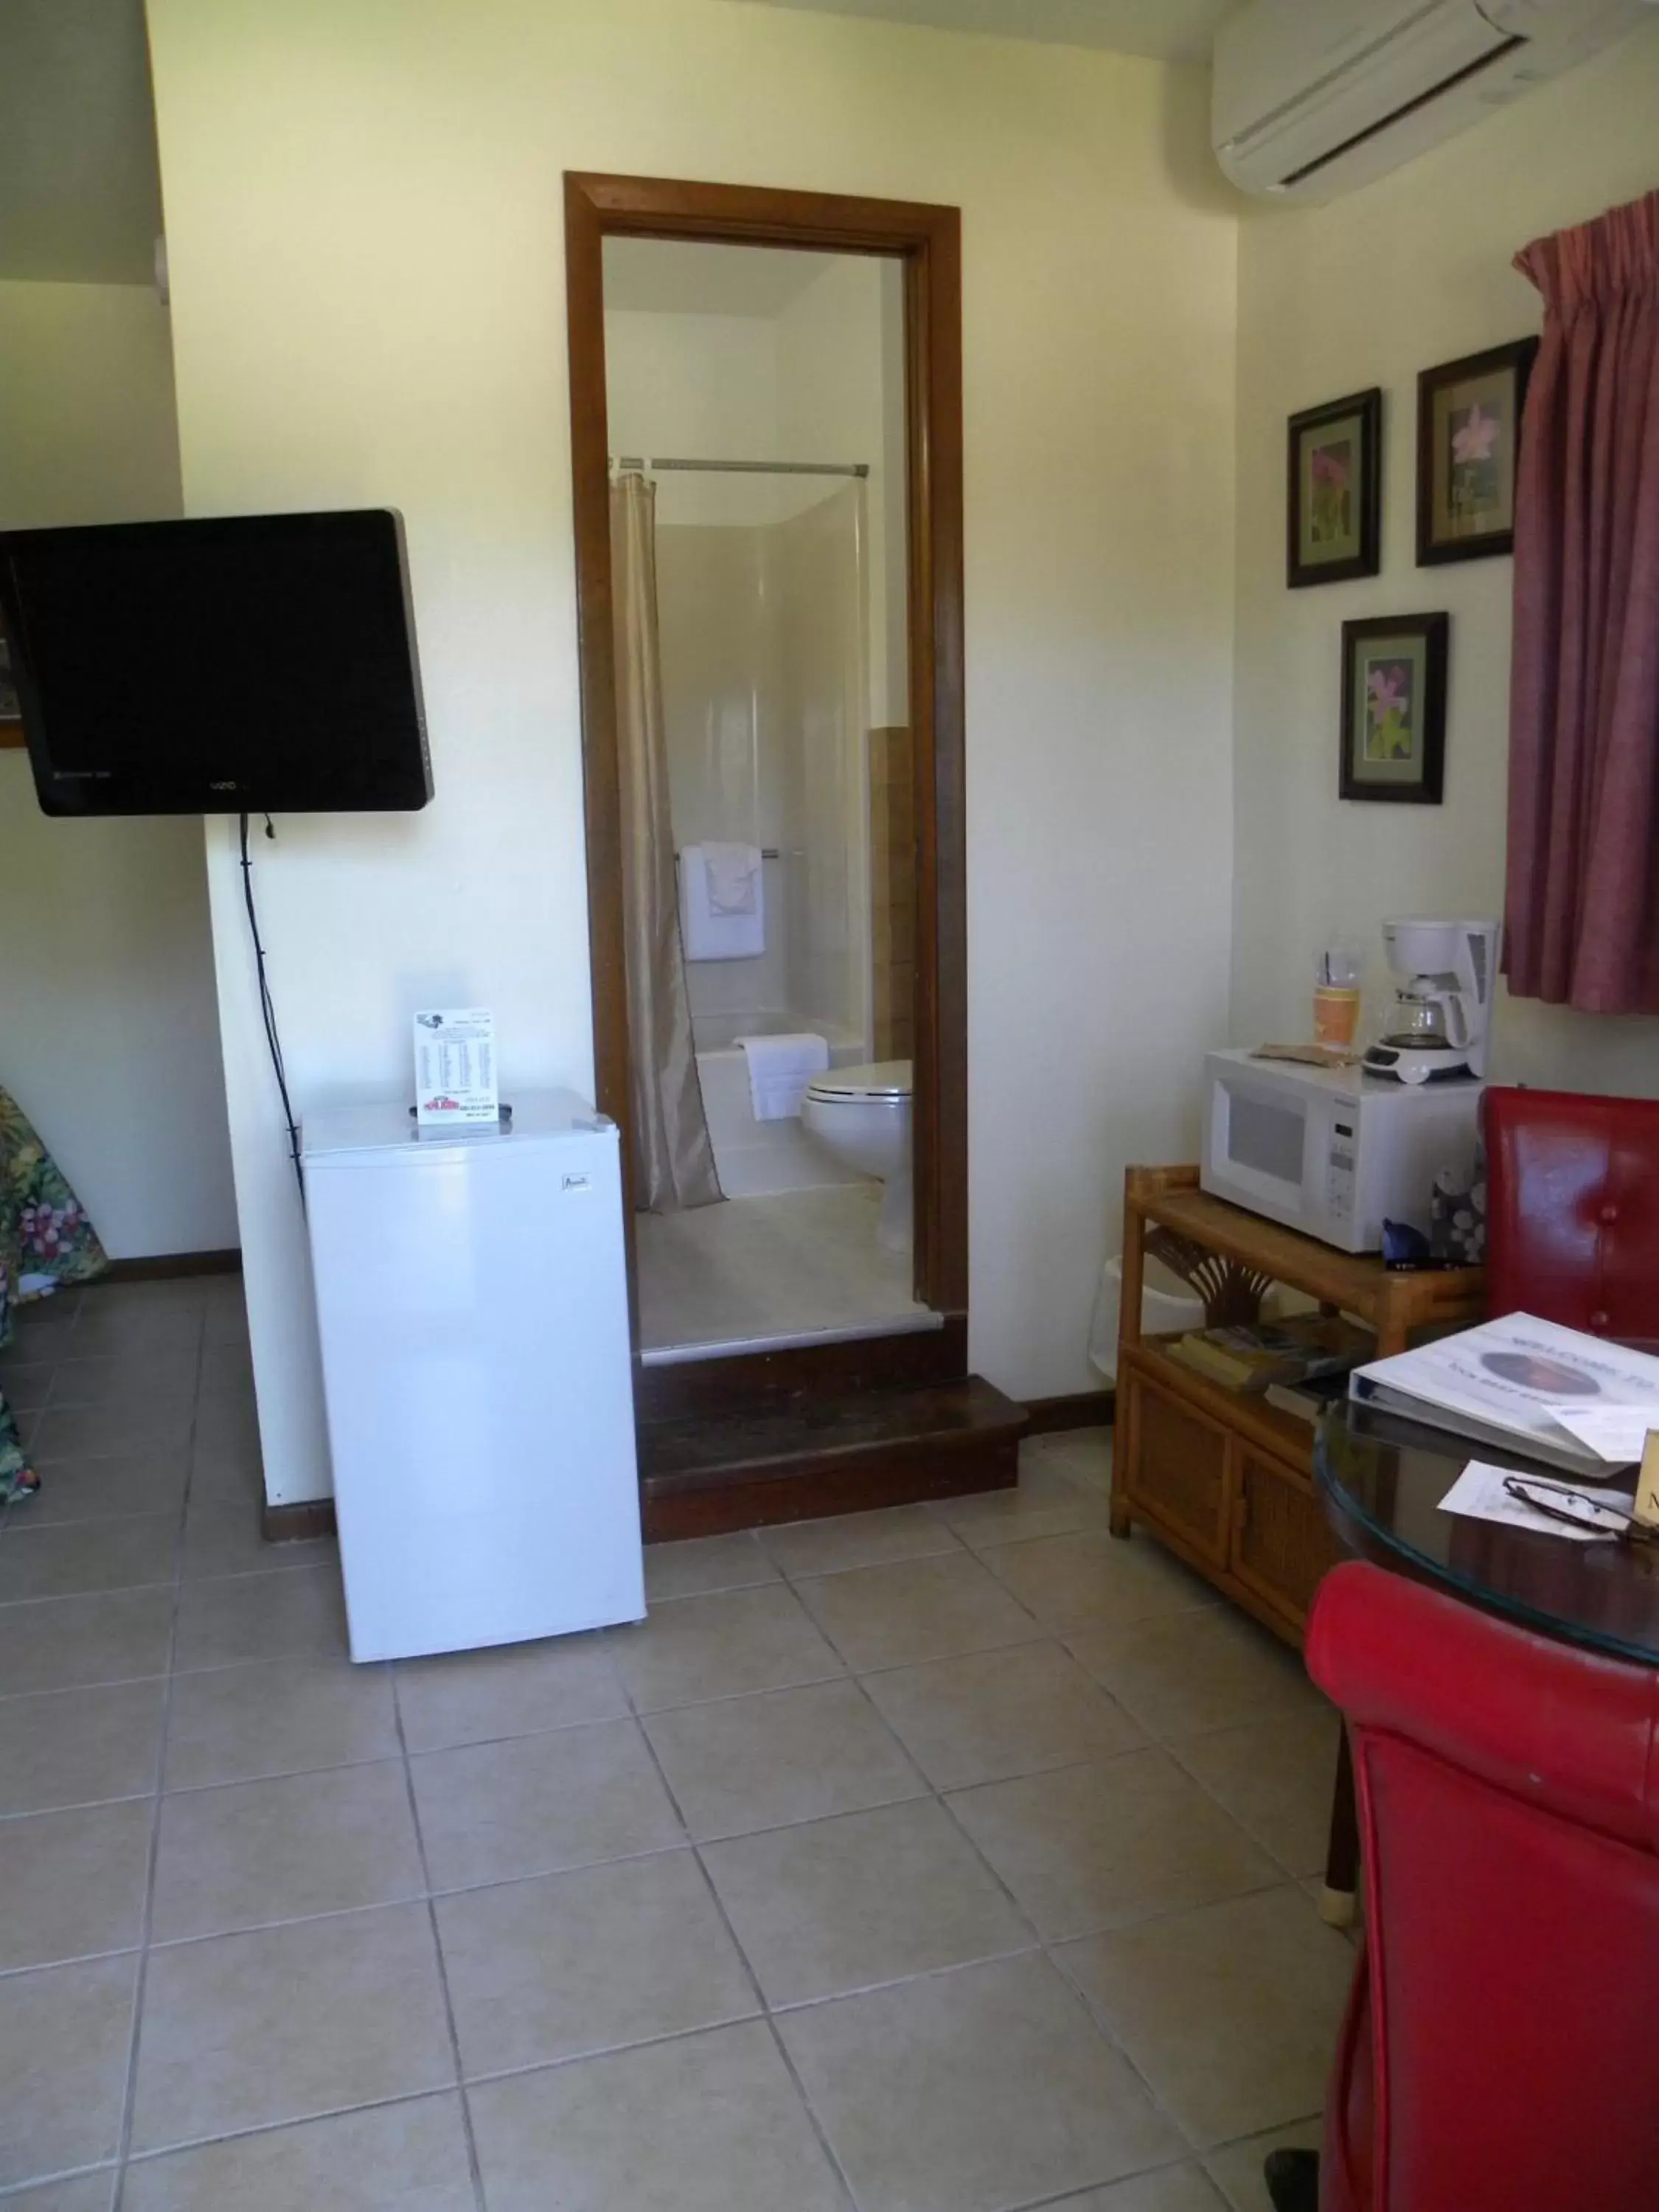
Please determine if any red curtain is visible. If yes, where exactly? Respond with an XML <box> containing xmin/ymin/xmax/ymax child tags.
<box><xmin>1505</xmin><ymin>188</ymin><xmax>1659</xmax><ymax>1015</ymax></box>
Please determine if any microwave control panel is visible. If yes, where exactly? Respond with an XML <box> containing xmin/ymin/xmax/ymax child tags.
<box><xmin>1324</xmin><ymin>1118</ymin><xmax>1357</xmax><ymax>1229</ymax></box>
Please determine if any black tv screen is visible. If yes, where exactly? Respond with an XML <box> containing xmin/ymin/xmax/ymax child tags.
<box><xmin>0</xmin><ymin>509</ymin><xmax>432</xmax><ymax>815</ymax></box>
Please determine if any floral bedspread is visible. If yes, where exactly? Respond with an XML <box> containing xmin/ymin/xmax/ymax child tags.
<box><xmin>1</xmin><ymin>1088</ymin><xmax>108</xmax><ymax>1503</ymax></box>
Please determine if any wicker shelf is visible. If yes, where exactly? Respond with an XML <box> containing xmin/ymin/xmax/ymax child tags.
<box><xmin>1130</xmin><ymin>1332</ymin><xmax>1320</xmax><ymax>1464</ymax></box>
<box><xmin>1109</xmin><ymin>1165</ymin><xmax>1486</xmax><ymax>1648</ymax></box>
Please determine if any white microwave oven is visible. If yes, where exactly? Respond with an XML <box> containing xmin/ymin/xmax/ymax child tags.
<box><xmin>1200</xmin><ymin>1048</ymin><xmax>1483</xmax><ymax>1254</ymax></box>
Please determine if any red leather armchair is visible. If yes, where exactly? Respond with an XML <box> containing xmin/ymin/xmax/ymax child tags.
<box><xmin>1305</xmin><ymin>1562</ymin><xmax>1659</xmax><ymax>2212</ymax></box>
<box><xmin>1483</xmin><ymin>1085</ymin><xmax>1659</xmax><ymax>1344</ymax></box>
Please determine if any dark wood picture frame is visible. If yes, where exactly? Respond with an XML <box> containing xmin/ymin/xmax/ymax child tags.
<box><xmin>1287</xmin><ymin>386</ymin><xmax>1382</xmax><ymax>588</ymax></box>
<box><xmin>1416</xmin><ymin>337</ymin><xmax>1538</xmax><ymax>566</ymax></box>
<box><xmin>563</xmin><ymin>172</ymin><xmax>967</xmax><ymax>1416</ymax></box>
<box><xmin>1339</xmin><ymin>612</ymin><xmax>1448</xmax><ymax>805</ymax></box>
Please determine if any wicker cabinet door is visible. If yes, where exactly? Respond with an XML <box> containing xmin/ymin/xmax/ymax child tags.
<box><xmin>1231</xmin><ymin>1448</ymin><xmax>1343</xmax><ymax>1634</ymax></box>
<box><xmin>1124</xmin><ymin>1371</ymin><xmax>1232</xmax><ymax>1568</ymax></box>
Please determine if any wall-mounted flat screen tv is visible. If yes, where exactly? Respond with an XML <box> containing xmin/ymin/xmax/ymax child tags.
<box><xmin>0</xmin><ymin>509</ymin><xmax>432</xmax><ymax>815</ymax></box>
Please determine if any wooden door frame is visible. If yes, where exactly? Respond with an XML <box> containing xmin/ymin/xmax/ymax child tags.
<box><xmin>564</xmin><ymin>171</ymin><xmax>967</xmax><ymax>1396</ymax></box>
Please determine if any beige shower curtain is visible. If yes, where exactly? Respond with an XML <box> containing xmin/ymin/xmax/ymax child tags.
<box><xmin>610</xmin><ymin>472</ymin><xmax>723</xmax><ymax>1212</ymax></box>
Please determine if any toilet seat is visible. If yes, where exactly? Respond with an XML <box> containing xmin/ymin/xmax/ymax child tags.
<box><xmin>804</xmin><ymin>1059</ymin><xmax>912</xmax><ymax>1102</ymax></box>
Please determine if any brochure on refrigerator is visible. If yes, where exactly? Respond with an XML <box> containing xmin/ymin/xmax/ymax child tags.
<box><xmin>1349</xmin><ymin>1312</ymin><xmax>1659</xmax><ymax>1475</ymax></box>
<box><xmin>414</xmin><ymin>1008</ymin><xmax>498</xmax><ymax>1130</ymax></box>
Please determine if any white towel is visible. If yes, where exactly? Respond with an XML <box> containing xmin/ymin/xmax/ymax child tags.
<box><xmin>703</xmin><ymin>842</ymin><xmax>760</xmax><ymax>916</ymax></box>
<box><xmin>736</xmin><ymin>1032</ymin><xmax>830</xmax><ymax>1121</ymax></box>
<box><xmin>680</xmin><ymin>845</ymin><xmax>765</xmax><ymax>961</ymax></box>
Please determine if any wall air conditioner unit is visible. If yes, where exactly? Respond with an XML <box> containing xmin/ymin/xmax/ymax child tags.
<box><xmin>1214</xmin><ymin>0</ymin><xmax>1658</xmax><ymax>203</ymax></box>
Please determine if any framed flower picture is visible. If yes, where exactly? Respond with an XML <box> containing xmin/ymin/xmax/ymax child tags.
<box><xmin>1287</xmin><ymin>387</ymin><xmax>1381</xmax><ymax>588</ymax></box>
<box><xmin>1416</xmin><ymin>338</ymin><xmax>1538</xmax><ymax>564</ymax></box>
<box><xmin>1340</xmin><ymin>613</ymin><xmax>1448</xmax><ymax>804</ymax></box>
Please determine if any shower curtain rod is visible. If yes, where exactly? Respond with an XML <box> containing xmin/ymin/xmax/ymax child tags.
<box><xmin>676</xmin><ymin>846</ymin><xmax>781</xmax><ymax>860</ymax></box>
<box><xmin>610</xmin><ymin>455</ymin><xmax>869</xmax><ymax>479</ymax></box>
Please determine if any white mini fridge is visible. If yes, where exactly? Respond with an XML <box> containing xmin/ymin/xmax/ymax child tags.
<box><xmin>302</xmin><ymin>1092</ymin><xmax>644</xmax><ymax>1662</ymax></box>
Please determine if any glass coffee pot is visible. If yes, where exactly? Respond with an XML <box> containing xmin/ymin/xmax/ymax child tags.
<box><xmin>1380</xmin><ymin>980</ymin><xmax>1459</xmax><ymax>1053</ymax></box>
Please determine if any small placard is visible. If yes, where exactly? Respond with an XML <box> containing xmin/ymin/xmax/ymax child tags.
<box><xmin>414</xmin><ymin>1008</ymin><xmax>498</xmax><ymax>1129</ymax></box>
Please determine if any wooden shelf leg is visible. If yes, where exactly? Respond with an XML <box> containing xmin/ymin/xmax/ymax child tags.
<box><xmin>1318</xmin><ymin>1725</ymin><xmax>1359</xmax><ymax>1928</ymax></box>
<box><xmin>1108</xmin><ymin>1197</ymin><xmax>1146</xmax><ymax>1543</ymax></box>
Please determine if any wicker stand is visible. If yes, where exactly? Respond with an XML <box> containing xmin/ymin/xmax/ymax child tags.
<box><xmin>1108</xmin><ymin>1165</ymin><xmax>1486</xmax><ymax>1921</ymax></box>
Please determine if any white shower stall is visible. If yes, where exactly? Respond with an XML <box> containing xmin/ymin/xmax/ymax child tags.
<box><xmin>655</xmin><ymin>476</ymin><xmax>874</xmax><ymax>1197</ymax></box>
<box><xmin>602</xmin><ymin>237</ymin><xmax>922</xmax><ymax>1357</ymax></box>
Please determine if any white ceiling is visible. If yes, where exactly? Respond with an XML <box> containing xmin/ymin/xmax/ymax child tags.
<box><xmin>726</xmin><ymin>0</ymin><xmax>1245</xmax><ymax>63</ymax></box>
<box><xmin>0</xmin><ymin>0</ymin><xmax>162</xmax><ymax>285</ymax></box>
<box><xmin>605</xmin><ymin>238</ymin><xmax>842</xmax><ymax>317</ymax></box>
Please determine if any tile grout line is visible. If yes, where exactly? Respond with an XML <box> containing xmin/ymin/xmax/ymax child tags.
<box><xmin>0</xmin><ymin>2163</ymin><xmax>118</xmax><ymax>2205</ymax></box>
<box><xmin>5</xmin><ymin>1845</ymin><xmax>1307</xmax><ymax>1982</ymax></box>
<box><xmin>110</xmin><ymin>1302</ymin><xmax>206</xmax><ymax>2208</ymax></box>
<box><xmin>3</xmin><ymin>1534</ymin><xmax>1314</xmax><ymax>1835</ymax></box>
<box><xmin>0</xmin><ymin>1697</ymin><xmax>1321</xmax><ymax>1980</ymax></box>
<box><xmin>1162</xmin><ymin>1728</ymin><xmax>1338</xmax><ymax>1892</ymax></box>
<box><xmin>109</xmin><ymin>2086</ymin><xmax>486</xmax><ymax>2181</ymax></box>
<box><xmin>389</xmin><ymin>1665</ymin><xmax>490</xmax><ymax>2212</ymax></box>
<box><xmin>913</xmin><ymin>1716</ymin><xmax>1211</xmax><ymax>2164</ymax></box>
<box><xmin>638</xmin><ymin>1551</ymin><xmax>1214</xmax><ymax>2197</ymax></box>
<box><xmin>785</xmin><ymin>1556</ymin><xmax>1225</xmax><ymax>2174</ymax></box>
<box><xmin>1004</xmin><ymin>2154</ymin><xmax>1232</xmax><ymax>2212</ymax></box>
<box><xmin>7</xmin><ymin>1420</ymin><xmax>1331</xmax><ymax>2194</ymax></box>
<box><xmin>759</xmin><ymin>2011</ymin><xmax>866</xmax><ymax>2212</ymax></box>
<box><xmin>86</xmin><ymin>1958</ymin><xmax>1327</xmax><ymax>2180</ymax></box>
<box><xmin>616</xmin><ymin>1640</ymin><xmax>867</xmax><ymax>2212</ymax></box>
<box><xmin>0</xmin><ymin>1445</ymin><xmax>1125</xmax><ymax>1654</ymax></box>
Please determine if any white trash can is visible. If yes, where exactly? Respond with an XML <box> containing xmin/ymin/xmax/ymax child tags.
<box><xmin>1088</xmin><ymin>1255</ymin><xmax>1206</xmax><ymax>1381</ymax></box>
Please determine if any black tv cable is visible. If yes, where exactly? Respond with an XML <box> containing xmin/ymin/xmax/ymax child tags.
<box><xmin>238</xmin><ymin>812</ymin><xmax>305</xmax><ymax>1209</ymax></box>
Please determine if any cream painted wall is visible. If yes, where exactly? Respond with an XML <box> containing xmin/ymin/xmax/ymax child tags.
<box><xmin>1231</xmin><ymin>21</ymin><xmax>1659</xmax><ymax>1096</ymax></box>
<box><xmin>608</xmin><ymin>265</ymin><xmax>888</xmax><ymax>1053</ymax></box>
<box><xmin>604</xmin><ymin>305</ymin><xmax>781</xmax><ymax>485</ymax></box>
<box><xmin>146</xmin><ymin>0</ymin><xmax>1237</xmax><ymax>1501</ymax></box>
<box><xmin>0</xmin><ymin>282</ymin><xmax>183</xmax><ymax>521</ymax></box>
<box><xmin>774</xmin><ymin>253</ymin><xmax>908</xmax><ymax>726</ymax></box>
<box><xmin>605</xmin><ymin>257</ymin><xmax>906</xmax><ymax>724</ymax></box>
<box><xmin>0</xmin><ymin>279</ymin><xmax>238</xmax><ymax>1259</ymax></box>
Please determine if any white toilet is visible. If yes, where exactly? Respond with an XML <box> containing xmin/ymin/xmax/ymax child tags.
<box><xmin>801</xmin><ymin>1060</ymin><xmax>914</xmax><ymax>1253</ymax></box>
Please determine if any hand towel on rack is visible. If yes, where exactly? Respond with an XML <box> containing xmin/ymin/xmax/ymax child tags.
<box><xmin>736</xmin><ymin>1033</ymin><xmax>829</xmax><ymax>1121</ymax></box>
<box><xmin>702</xmin><ymin>842</ymin><xmax>761</xmax><ymax>916</ymax></box>
<box><xmin>679</xmin><ymin>844</ymin><xmax>765</xmax><ymax>961</ymax></box>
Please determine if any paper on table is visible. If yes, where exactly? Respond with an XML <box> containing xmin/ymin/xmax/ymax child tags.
<box><xmin>1542</xmin><ymin>1402</ymin><xmax>1659</xmax><ymax>1467</ymax></box>
<box><xmin>1438</xmin><ymin>1460</ymin><xmax>1633</xmax><ymax>1543</ymax></box>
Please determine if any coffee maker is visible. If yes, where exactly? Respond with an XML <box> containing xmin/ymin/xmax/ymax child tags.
<box><xmin>1362</xmin><ymin>917</ymin><xmax>1500</xmax><ymax>1085</ymax></box>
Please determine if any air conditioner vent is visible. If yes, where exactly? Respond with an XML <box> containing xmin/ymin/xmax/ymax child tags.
<box><xmin>1213</xmin><ymin>0</ymin><xmax>1652</xmax><ymax>203</ymax></box>
<box><xmin>1278</xmin><ymin>32</ymin><xmax>1526</xmax><ymax>187</ymax></box>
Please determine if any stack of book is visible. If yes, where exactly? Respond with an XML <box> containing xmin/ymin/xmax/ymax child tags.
<box><xmin>1264</xmin><ymin>1371</ymin><xmax>1355</xmax><ymax>1424</ymax></box>
<box><xmin>1166</xmin><ymin>1313</ymin><xmax>1374</xmax><ymax>1399</ymax></box>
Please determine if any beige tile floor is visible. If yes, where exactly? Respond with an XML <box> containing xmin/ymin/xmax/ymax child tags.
<box><xmin>0</xmin><ymin>1280</ymin><xmax>1353</xmax><ymax>2211</ymax></box>
<box><xmin>635</xmin><ymin>1184</ymin><xmax>936</xmax><ymax>1357</ymax></box>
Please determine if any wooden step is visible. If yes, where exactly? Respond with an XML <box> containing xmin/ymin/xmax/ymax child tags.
<box><xmin>638</xmin><ymin>1374</ymin><xmax>1027</xmax><ymax>1543</ymax></box>
<box><xmin>635</xmin><ymin>1316</ymin><xmax>967</xmax><ymax>1423</ymax></box>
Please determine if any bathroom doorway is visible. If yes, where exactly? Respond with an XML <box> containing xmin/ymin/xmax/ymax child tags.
<box><xmin>566</xmin><ymin>175</ymin><xmax>967</xmax><ymax>1411</ymax></box>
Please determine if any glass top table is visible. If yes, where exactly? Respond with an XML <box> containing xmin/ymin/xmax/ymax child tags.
<box><xmin>1315</xmin><ymin>1399</ymin><xmax>1659</xmax><ymax>1669</ymax></box>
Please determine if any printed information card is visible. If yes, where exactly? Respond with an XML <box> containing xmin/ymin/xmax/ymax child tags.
<box><xmin>414</xmin><ymin>1008</ymin><xmax>498</xmax><ymax>1130</ymax></box>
